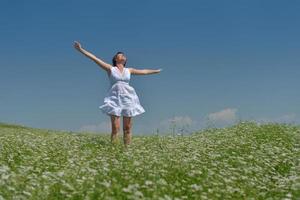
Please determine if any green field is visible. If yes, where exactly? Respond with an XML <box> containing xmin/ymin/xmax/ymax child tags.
<box><xmin>0</xmin><ymin>121</ymin><xmax>299</xmax><ymax>200</ymax></box>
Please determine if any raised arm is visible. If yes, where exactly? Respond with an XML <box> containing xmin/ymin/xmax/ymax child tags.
<box><xmin>128</xmin><ymin>67</ymin><xmax>162</xmax><ymax>75</ymax></box>
<box><xmin>74</xmin><ymin>41</ymin><xmax>112</xmax><ymax>73</ymax></box>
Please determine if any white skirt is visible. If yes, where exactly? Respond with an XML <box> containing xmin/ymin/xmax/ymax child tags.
<box><xmin>99</xmin><ymin>82</ymin><xmax>145</xmax><ymax>117</ymax></box>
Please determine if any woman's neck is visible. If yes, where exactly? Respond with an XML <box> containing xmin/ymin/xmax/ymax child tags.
<box><xmin>115</xmin><ymin>63</ymin><xmax>124</xmax><ymax>68</ymax></box>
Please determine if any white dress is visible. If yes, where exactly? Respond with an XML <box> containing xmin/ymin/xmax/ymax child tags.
<box><xmin>99</xmin><ymin>66</ymin><xmax>145</xmax><ymax>117</ymax></box>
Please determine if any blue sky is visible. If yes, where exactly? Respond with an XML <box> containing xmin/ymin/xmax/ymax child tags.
<box><xmin>1</xmin><ymin>0</ymin><xmax>299</xmax><ymax>134</ymax></box>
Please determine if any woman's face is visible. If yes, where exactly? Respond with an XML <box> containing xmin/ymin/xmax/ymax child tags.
<box><xmin>116</xmin><ymin>53</ymin><xmax>127</xmax><ymax>64</ymax></box>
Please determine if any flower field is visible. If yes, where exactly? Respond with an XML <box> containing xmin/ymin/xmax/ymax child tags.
<box><xmin>0</xmin><ymin>121</ymin><xmax>299</xmax><ymax>200</ymax></box>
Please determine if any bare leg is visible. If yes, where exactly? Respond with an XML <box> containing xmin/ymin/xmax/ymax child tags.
<box><xmin>110</xmin><ymin>114</ymin><xmax>120</xmax><ymax>144</ymax></box>
<box><xmin>123</xmin><ymin>116</ymin><xmax>133</xmax><ymax>147</ymax></box>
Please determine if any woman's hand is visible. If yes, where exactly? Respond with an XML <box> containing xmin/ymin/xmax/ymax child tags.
<box><xmin>74</xmin><ymin>41</ymin><xmax>82</xmax><ymax>51</ymax></box>
<box><xmin>157</xmin><ymin>68</ymin><xmax>163</xmax><ymax>73</ymax></box>
<box><xmin>154</xmin><ymin>68</ymin><xmax>163</xmax><ymax>74</ymax></box>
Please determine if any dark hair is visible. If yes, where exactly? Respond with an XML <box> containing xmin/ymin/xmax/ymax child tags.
<box><xmin>112</xmin><ymin>51</ymin><xmax>127</xmax><ymax>66</ymax></box>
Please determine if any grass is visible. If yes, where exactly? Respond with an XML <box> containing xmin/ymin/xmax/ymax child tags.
<box><xmin>0</xmin><ymin>121</ymin><xmax>299</xmax><ymax>200</ymax></box>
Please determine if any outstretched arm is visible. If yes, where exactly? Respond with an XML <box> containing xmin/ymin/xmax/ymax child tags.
<box><xmin>74</xmin><ymin>41</ymin><xmax>112</xmax><ymax>72</ymax></box>
<box><xmin>128</xmin><ymin>67</ymin><xmax>162</xmax><ymax>75</ymax></box>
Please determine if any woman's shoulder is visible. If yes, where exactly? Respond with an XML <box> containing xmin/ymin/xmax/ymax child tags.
<box><xmin>107</xmin><ymin>66</ymin><xmax>115</xmax><ymax>76</ymax></box>
<box><xmin>126</xmin><ymin>67</ymin><xmax>132</xmax><ymax>74</ymax></box>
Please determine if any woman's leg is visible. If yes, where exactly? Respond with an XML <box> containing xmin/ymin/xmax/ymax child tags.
<box><xmin>110</xmin><ymin>114</ymin><xmax>120</xmax><ymax>144</ymax></box>
<box><xmin>123</xmin><ymin>116</ymin><xmax>133</xmax><ymax>146</ymax></box>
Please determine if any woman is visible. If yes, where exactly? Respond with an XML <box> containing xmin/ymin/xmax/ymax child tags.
<box><xmin>74</xmin><ymin>41</ymin><xmax>162</xmax><ymax>147</ymax></box>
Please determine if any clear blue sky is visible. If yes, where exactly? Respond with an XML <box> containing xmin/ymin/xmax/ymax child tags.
<box><xmin>1</xmin><ymin>0</ymin><xmax>299</xmax><ymax>134</ymax></box>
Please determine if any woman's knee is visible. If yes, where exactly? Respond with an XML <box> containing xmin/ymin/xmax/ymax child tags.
<box><xmin>123</xmin><ymin>116</ymin><xmax>132</xmax><ymax>132</ymax></box>
<box><xmin>123</xmin><ymin>124</ymin><xmax>132</xmax><ymax>133</ymax></box>
<box><xmin>112</xmin><ymin>125</ymin><xmax>120</xmax><ymax>133</ymax></box>
<box><xmin>110</xmin><ymin>115</ymin><xmax>120</xmax><ymax>133</ymax></box>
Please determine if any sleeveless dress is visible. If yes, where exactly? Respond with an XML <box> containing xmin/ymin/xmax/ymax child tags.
<box><xmin>99</xmin><ymin>66</ymin><xmax>146</xmax><ymax>117</ymax></box>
